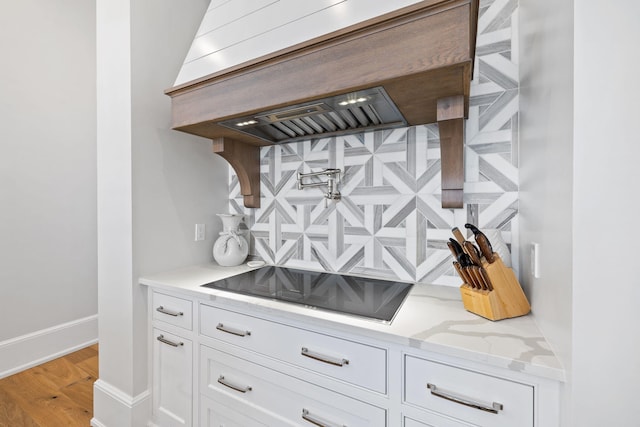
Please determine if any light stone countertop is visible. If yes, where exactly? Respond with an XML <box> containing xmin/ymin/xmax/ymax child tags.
<box><xmin>139</xmin><ymin>262</ymin><xmax>565</xmax><ymax>382</ymax></box>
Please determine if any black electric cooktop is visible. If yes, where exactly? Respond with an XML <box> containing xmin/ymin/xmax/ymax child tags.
<box><xmin>201</xmin><ymin>266</ymin><xmax>413</xmax><ymax>323</ymax></box>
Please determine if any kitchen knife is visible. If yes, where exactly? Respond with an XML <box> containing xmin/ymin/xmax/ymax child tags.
<box><xmin>464</xmin><ymin>267</ymin><xmax>479</xmax><ymax>289</ymax></box>
<box><xmin>460</xmin><ymin>255</ymin><xmax>481</xmax><ymax>289</ymax></box>
<box><xmin>463</xmin><ymin>241</ymin><xmax>482</xmax><ymax>266</ymax></box>
<box><xmin>479</xmin><ymin>267</ymin><xmax>493</xmax><ymax>291</ymax></box>
<box><xmin>465</xmin><ymin>223</ymin><xmax>495</xmax><ymax>263</ymax></box>
<box><xmin>447</xmin><ymin>240</ymin><xmax>460</xmax><ymax>260</ymax></box>
<box><xmin>448</xmin><ymin>241</ymin><xmax>477</xmax><ymax>288</ymax></box>
<box><xmin>452</xmin><ymin>240</ymin><xmax>474</xmax><ymax>269</ymax></box>
<box><xmin>451</xmin><ymin>227</ymin><xmax>466</xmax><ymax>246</ymax></box>
<box><xmin>448</xmin><ymin>238</ymin><xmax>465</xmax><ymax>262</ymax></box>
<box><xmin>470</xmin><ymin>266</ymin><xmax>487</xmax><ymax>290</ymax></box>
<box><xmin>453</xmin><ymin>261</ymin><xmax>474</xmax><ymax>287</ymax></box>
<box><xmin>449</xmin><ymin>239</ymin><xmax>480</xmax><ymax>288</ymax></box>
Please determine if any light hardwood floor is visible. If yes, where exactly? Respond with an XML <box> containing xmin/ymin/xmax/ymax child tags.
<box><xmin>0</xmin><ymin>344</ymin><xmax>98</xmax><ymax>427</ymax></box>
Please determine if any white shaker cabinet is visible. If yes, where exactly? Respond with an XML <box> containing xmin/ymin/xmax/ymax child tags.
<box><xmin>151</xmin><ymin>292</ymin><xmax>195</xmax><ymax>427</ymax></box>
<box><xmin>143</xmin><ymin>273</ymin><xmax>561</xmax><ymax>427</ymax></box>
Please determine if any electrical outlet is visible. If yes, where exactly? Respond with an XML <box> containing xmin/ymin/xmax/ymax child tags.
<box><xmin>531</xmin><ymin>242</ymin><xmax>541</xmax><ymax>278</ymax></box>
<box><xmin>195</xmin><ymin>224</ymin><xmax>205</xmax><ymax>241</ymax></box>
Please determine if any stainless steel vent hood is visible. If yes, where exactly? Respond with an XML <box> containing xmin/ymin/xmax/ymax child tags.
<box><xmin>166</xmin><ymin>0</ymin><xmax>479</xmax><ymax>208</ymax></box>
<box><xmin>219</xmin><ymin>87</ymin><xmax>406</xmax><ymax>144</ymax></box>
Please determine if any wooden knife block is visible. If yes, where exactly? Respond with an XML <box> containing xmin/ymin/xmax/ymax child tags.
<box><xmin>459</xmin><ymin>253</ymin><xmax>530</xmax><ymax>321</ymax></box>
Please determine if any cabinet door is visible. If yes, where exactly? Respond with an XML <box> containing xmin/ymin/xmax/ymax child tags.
<box><xmin>153</xmin><ymin>328</ymin><xmax>193</xmax><ymax>427</ymax></box>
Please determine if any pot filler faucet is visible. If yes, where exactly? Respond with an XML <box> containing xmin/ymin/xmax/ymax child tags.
<box><xmin>297</xmin><ymin>168</ymin><xmax>341</xmax><ymax>207</ymax></box>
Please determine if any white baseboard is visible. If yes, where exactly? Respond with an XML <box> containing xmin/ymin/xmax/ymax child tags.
<box><xmin>0</xmin><ymin>314</ymin><xmax>98</xmax><ymax>379</ymax></box>
<box><xmin>90</xmin><ymin>418</ymin><xmax>108</xmax><ymax>427</ymax></box>
<box><xmin>92</xmin><ymin>379</ymin><xmax>152</xmax><ymax>427</ymax></box>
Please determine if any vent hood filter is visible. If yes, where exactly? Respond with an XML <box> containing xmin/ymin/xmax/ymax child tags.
<box><xmin>219</xmin><ymin>87</ymin><xmax>407</xmax><ymax>144</ymax></box>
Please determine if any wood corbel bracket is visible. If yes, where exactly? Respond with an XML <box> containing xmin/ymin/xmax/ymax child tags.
<box><xmin>212</xmin><ymin>137</ymin><xmax>260</xmax><ymax>208</ymax></box>
<box><xmin>437</xmin><ymin>95</ymin><xmax>465</xmax><ymax>209</ymax></box>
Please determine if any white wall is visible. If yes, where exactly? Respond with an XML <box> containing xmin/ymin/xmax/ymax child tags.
<box><xmin>0</xmin><ymin>0</ymin><xmax>97</xmax><ymax>375</ymax></box>
<box><xmin>94</xmin><ymin>0</ymin><xmax>227</xmax><ymax>425</ymax></box>
<box><xmin>518</xmin><ymin>0</ymin><xmax>574</xmax><ymax>424</ymax></box>
<box><xmin>572</xmin><ymin>1</ymin><xmax>640</xmax><ymax>425</ymax></box>
<box><xmin>130</xmin><ymin>0</ymin><xmax>228</xmax><ymax>276</ymax></box>
<box><xmin>521</xmin><ymin>0</ymin><xmax>640</xmax><ymax>425</ymax></box>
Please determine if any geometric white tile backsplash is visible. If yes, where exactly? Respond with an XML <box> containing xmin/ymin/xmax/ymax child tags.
<box><xmin>229</xmin><ymin>0</ymin><xmax>519</xmax><ymax>286</ymax></box>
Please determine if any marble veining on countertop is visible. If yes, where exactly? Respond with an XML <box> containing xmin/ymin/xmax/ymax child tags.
<box><xmin>139</xmin><ymin>263</ymin><xmax>565</xmax><ymax>381</ymax></box>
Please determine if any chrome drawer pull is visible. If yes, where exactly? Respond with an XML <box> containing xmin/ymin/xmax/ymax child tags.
<box><xmin>156</xmin><ymin>335</ymin><xmax>184</xmax><ymax>347</ymax></box>
<box><xmin>301</xmin><ymin>347</ymin><xmax>349</xmax><ymax>367</ymax></box>
<box><xmin>301</xmin><ymin>409</ymin><xmax>346</xmax><ymax>427</ymax></box>
<box><xmin>426</xmin><ymin>383</ymin><xmax>503</xmax><ymax>414</ymax></box>
<box><xmin>156</xmin><ymin>306</ymin><xmax>183</xmax><ymax>317</ymax></box>
<box><xmin>216</xmin><ymin>323</ymin><xmax>251</xmax><ymax>337</ymax></box>
<box><xmin>217</xmin><ymin>375</ymin><xmax>252</xmax><ymax>393</ymax></box>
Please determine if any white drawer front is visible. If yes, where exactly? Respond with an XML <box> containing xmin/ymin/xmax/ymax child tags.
<box><xmin>200</xmin><ymin>344</ymin><xmax>386</xmax><ymax>427</ymax></box>
<box><xmin>153</xmin><ymin>292</ymin><xmax>193</xmax><ymax>330</ymax></box>
<box><xmin>404</xmin><ymin>355</ymin><xmax>533</xmax><ymax>427</ymax></box>
<box><xmin>404</xmin><ymin>418</ymin><xmax>433</xmax><ymax>427</ymax></box>
<box><xmin>403</xmin><ymin>415</ymin><xmax>468</xmax><ymax>427</ymax></box>
<box><xmin>200</xmin><ymin>304</ymin><xmax>387</xmax><ymax>393</ymax></box>
<box><xmin>200</xmin><ymin>395</ymin><xmax>268</xmax><ymax>427</ymax></box>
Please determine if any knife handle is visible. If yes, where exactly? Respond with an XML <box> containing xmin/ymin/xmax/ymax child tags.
<box><xmin>454</xmin><ymin>262</ymin><xmax>476</xmax><ymax>288</ymax></box>
<box><xmin>479</xmin><ymin>267</ymin><xmax>493</xmax><ymax>291</ymax></box>
<box><xmin>465</xmin><ymin>223</ymin><xmax>496</xmax><ymax>263</ymax></box>
<box><xmin>463</xmin><ymin>241</ymin><xmax>482</xmax><ymax>265</ymax></box>
<box><xmin>453</xmin><ymin>262</ymin><xmax>471</xmax><ymax>287</ymax></box>
<box><xmin>476</xmin><ymin>234</ymin><xmax>495</xmax><ymax>263</ymax></box>
<box><xmin>464</xmin><ymin>267</ymin><xmax>479</xmax><ymax>289</ymax></box>
<box><xmin>471</xmin><ymin>267</ymin><xmax>488</xmax><ymax>290</ymax></box>
<box><xmin>451</xmin><ymin>227</ymin><xmax>466</xmax><ymax>246</ymax></box>
<box><xmin>447</xmin><ymin>241</ymin><xmax>460</xmax><ymax>259</ymax></box>
<box><xmin>460</xmin><ymin>253</ymin><xmax>474</xmax><ymax>268</ymax></box>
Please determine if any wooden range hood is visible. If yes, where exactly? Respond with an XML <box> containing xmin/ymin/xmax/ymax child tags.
<box><xmin>165</xmin><ymin>0</ymin><xmax>479</xmax><ymax>209</ymax></box>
